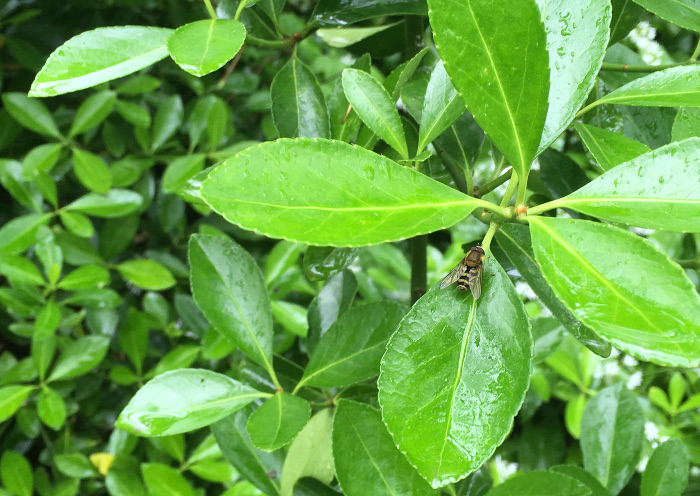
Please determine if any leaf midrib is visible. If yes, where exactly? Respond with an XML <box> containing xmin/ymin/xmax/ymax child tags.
<box><xmin>208</xmin><ymin>196</ymin><xmax>475</xmax><ymax>212</ymax></box>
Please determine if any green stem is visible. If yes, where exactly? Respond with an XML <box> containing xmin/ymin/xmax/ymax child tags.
<box><xmin>515</xmin><ymin>174</ymin><xmax>528</xmax><ymax>206</ymax></box>
<box><xmin>482</xmin><ymin>168</ymin><xmax>512</xmax><ymax>194</ymax></box>
<box><xmin>203</xmin><ymin>0</ymin><xmax>218</xmax><ymax>19</ymax></box>
<box><xmin>436</xmin><ymin>146</ymin><xmax>471</xmax><ymax>195</ymax></box>
<box><xmin>526</xmin><ymin>198</ymin><xmax>564</xmax><ymax>216</ymax></box>
<box><xmin>245</xmin><ymin>34</ymin><xmax>290</xmax><ymax>48</ymax></box>
<box><xmin>409</xmin><ymin>235</ymin><xmax>428</xmax><ymax>304</ymax></box>
<box><xmin>481</xmin><ymin>222</ymin><xmax>500</xmax><ymax>253</ymax></box>
<box><xmin>501</xmin><ymin>175</ymin><xmax>519</xmax><ymax>208</ymax></box>
<box><xmin>691</xmin><ymin>38</ymin><xmax>700</xmax><ymax>62</ymax></box>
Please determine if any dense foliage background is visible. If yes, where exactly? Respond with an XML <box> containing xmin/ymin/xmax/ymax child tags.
<box><xmin>1</xmin><ymin>0</ymin><xmax>700</xmax><ymax>495</ymax></box>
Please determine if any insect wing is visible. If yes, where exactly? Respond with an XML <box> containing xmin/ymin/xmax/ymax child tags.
<box><xmin>468</xmin><ymin>265</ymin><xmax>483</xmax><ymax>300</ymax></box>
<box><xmin>440</xmin><ymin>258</ymin><xmax>468</xmax><ymax>289</ymax></box>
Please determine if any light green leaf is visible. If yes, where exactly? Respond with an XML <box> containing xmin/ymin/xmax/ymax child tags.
<box><xmin>59</xmin><ymin>211</ymin><xmax>94</xmax><ymax>238</ymax></box>
<box><xmin>200</xmin><ymin>139</ymin><xmax>481</xmax><ymax>246</ymax></box>
<box><xmin>189</xmin><ymin>235</ymin><xmax>274</xmax><ymax>370</ymax></box>
<box><xmin>72</xmin><ymin>148</ymin><xmax>112</xmax><ymax>193</ymax></box>
<box><xmin>270</xmin><ymin>300</ymin><xmax>308</xmax><ymax>337</ymax></box>
<box><xmin>581</xmin><ymin>384</ymin><xmax>644</xmax><ymax>494</ymax></box>
<box><xmin>69</xmin><ymin>91</ymin><xmax>117</xmax><ymax>138</ymax></box>
<box><xmin>429</xmin><ymin>0</ymin><xmax>550</xmax><ymax>180</ymax></box>
<box><xmin>342</xmin><ymin>68</ymin><xmax>407</xmax><ymax>158</ymax></box>
<box><xmin>47</xmin><ymin>336</ymin><xmax>110</xmax><ymax>381</ymax></box>
<box><xmin>116</xmin><ymin>259</ymin><xmax>176</xmax><ymax>291</ymax></box>
<box><xmin>65</xmin><ymin>189</ymin><xmax>143</xmax><ymax>218</ymax></box>
<box><xmin>0</xmin><ymin>385</ymin><xmax>33</xmax><ymax>422</ymax></box>
<box><xmin>631</xmin><ymin>0</ymin><xmax>700</xmax><ymax>32</ymax></box>
<box><xmin>167</xmin><ymin>19</ymin><xmax>246</xmax><ymax>77</ymax></box>
<box><xmin>117</xmin><ymin>369</ymin><xmax>266</xmax><ymax>437</ymax></box>
<box><xmin>484</xmin><ymin>471</ymin><xmax>590</xmax><ymax>496</ymax></box>
<box><xmin>32</xmin><ymin>336</ymin><xmax>56</xmax><ymax>383</ymax></box>
<box><xmin>22</xmin><ymin>144</ymin><xmax>62</xmax><ymax>178</ymax></box>
<box><xmin>672</xmin><ymin>108</ymin><xmax>700</xmax><ymax>141</ymax></box>
<box><xmin>30</xmin><ymin>26</ymin><xmax>173</xmax><ymax>97</ymax></box>
<box><xmin>574</xmin><ymin>122</ymin><xmax>650</xmax><ymax>171</ymax></box>
<box><xmin>162</xmin><ymin>154</ymin><xmax>206</xmax><ymax>193</ymax></box>
<box><xmin>142</xmin><ymin>463</ymin><xmax>197</xmax><ymax>496</ymax></box>
<box><xmin>271</xmin><ymin>58</ymin><xmax>330</xmax><ymax>139</ymax></box>
<box><xmin>417</xmin><ymin>61</ymin><xmax>465</xmax><ymax>153</ymax></box>
<box><xmin>378</xmin><ymin>258</ymin><xmax>532</xmax><ymax>488</ymax></box>
<box><xmin>551</xmin><ymin>138</ymin><xmax>700</xmax><ymax>232</ymax></box>
<box><xmin>34</xmin><ymin>300</ymin><xmax>61</xmax><ymax>338</ymax></box>
<box><xmin>37</xmin><ymin>386</ymin><xmax>67</xmax><ymax>430</ymax></box>
<box><xmin>246</xmin><ymin>392</ymin><xmax>311</xmax><ymax>451</ymax></box>
<box><xmin>0</xmin><ymin>255</ymin><xmax>45</xmax><ymax>285</ymax></box>
<box><xmin>58</xmin><ymin>265</ymin><xmax>110</xmax><ymax>290</ymax></box>
<box><xmin>529</xmin><ymin>217</ymin><xmax>700</xmax><ymax>367</ymax></box>
<box><xmin>1</xmin><ymin>92</ymin><xmax>61</xmax><ymax>137</ymax></box>
<box><xmin>0</xmin><ymin>451</ymin><xmax>33</xmax><ymax>496</ymax></box>
<box><xmin>317</xmin><ymin>22</ymin><xmax>400</xmax><ymax>47</ymax></box>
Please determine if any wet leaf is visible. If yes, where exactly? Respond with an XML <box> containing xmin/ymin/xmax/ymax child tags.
<box><xmin>200</xmin><ymin>139</ymin><xmax>480</xmax><ymax>246</ymax></box>
<box><xmin>303</xmin><ymin>247</ymin><xmax>359</xmax><ymax>281</ymax></box>
<box><xmin>246</xmin><ymin>392</ymin><xmax>311</xmax><ymax>451</ymax></box>
<box><xmin>417</xmin><ymin>61</ymin><xmax>465</xmax><ymax>153</ymax></box>
<box><xmin>631</xmin><ymin>0</ymin><xmax>700</xmax><ymax>33</ymax></box>
<box><xmin>529</xmin><ymin>217</ymin><xmax>700</xmax><ymax>367</ymax></box>
<box><xmin>484</xmin><ymin>470</ymin><xmax>590</xmax><ymax>496</ymax></box>
<box><xmin>574</xmin><ymin>122</ymin><xmax>650</xmax><ymax>171</ymax></box>
<box><xmin>312</xmin><ymin>0</ymin><xmax>427</xmax><ymax>26</ymax></box>
<box><xmin>640</xmin><ymin>438</ymin><xmax>689</xmax><ymax>496</ymax></box>
<box><xmin>378</xmin><ymin>258</ymin><xmax>532</xmax><ymax>488</ymax></box>
<box><xmin>306</xmin><ymin>269</ymin><xmax>358</xmax><ymax>352</ymax></box>
<box><xmin>117</xmin><ymin>369</ymin><xmax>266</xmax><ymax>436</ymax></box>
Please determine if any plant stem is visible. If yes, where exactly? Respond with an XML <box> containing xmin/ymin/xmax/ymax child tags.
<box><xmin>436</xmin><ymin>146</ymin><xmax>471</xmax><ymax>195</ymax></box>
<box><xmin>526</xmin><ymin>198</ymin><xmax>563</xmax><ymax>216</ymax></box>
<box><xmin>203</xmin><ymin>0</ymin><xmax>218</xmax><ymax>19</ymax></box>
<box><xmin>691</xmin><ymin>39</ymin><xmax>700</xmax><ymax>62</ymax></box>
<box><xmin>410</xmin><ymin>235</ymin><xmax>428</xmax><ymax>304</ymax></box>
<box><xmin>245</xmin><ymin>34</ymin><xmax>292</xmax><ymax>48</ymax></box>
<box><xmin>481</xmin><ymin>222</ymin><xmax>500</xmax><ymax>253</ymax></box>
<box><xmin>501</xmin><ymin>175</ymin><xmax>519</xmax><ymax>208</ymax></box>
<box><xmin>482</xmin><ymin>168</ymin><xmax>512</xmax><ymax>194</ymax></box>
<box><xmin>515</xmin><ymin>174</ymin><xmax>528</xmax><ymax>206</ymax></box>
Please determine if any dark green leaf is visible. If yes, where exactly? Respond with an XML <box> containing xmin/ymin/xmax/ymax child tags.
<box><xmin>1</xmin><ymin>92</ymin><xmax>61</xmax><ymax>137</ymax></box>
<box><xmin>531</xmin><ymin>317</ymin><xmax>564</xmax><ymax>364</ymax></box>
<box><xmin>142</xmin><ymin>463</ymin><xmax>197</xmax><ymax>496</ymax></box>
<box><xmin>48</xmin><ymin>335</ymin><xmax>110</xmax><ymax>381</ymax></box>
<box><xmin>631</xmin><ymin>0</ymin><xmax>700</xmax><ymax>33</ymax></box>
<box><xmin>574</xmin><ymin>122</ymin><xmax>650</xmax><ymax>171</ymax></box>
<box><xmin>317</xmin><ymin>22</ymin><xmax>401</xmax><ymax>48</ymax></box>
<box><xmin>640</xmin><ymin>438</ymin><xmax>689</xmax><ymax>496</ymax></box>
<box><xmin>551</xmin><ymin>465</ymin><xmax>609</xmax><ymax>496</ymax></box>
<box><xmin>609</xmin><ymin>0</ymin><xmax>644</xmax><ymax>45</ymax></box>
<box><xmin>151</xmin><ymin>95</ymin><xmax>184</xmax><ymax>151</ymax></box>
<box><xmin>115</xmin><ymin>100</ymin><xmax>151</xmax><ymax>128</ymax></box>
<box><xmin>120</xmin><ymin>309</ymin><xmax>149</xmax><ymax>373</ymax></box>
<box><xmin>312</xmin><ymin>0</ymin><xmax>427</xmax><ymax>26</ymax></box>
<box><xmin>246</xmin><ymin>392</ymin><xmax>311</xmax><ymax>451</ymax></box>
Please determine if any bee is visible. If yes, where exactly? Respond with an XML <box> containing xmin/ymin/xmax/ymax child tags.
<box><xmin>440</xmin><ymin>246</ymin><xmax>485</xmax><ymax>299</ymax></box>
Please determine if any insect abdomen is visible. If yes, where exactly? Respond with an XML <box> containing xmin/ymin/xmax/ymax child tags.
<box><xmin>457</xmin><ymin>274</ymin><xmax>470</xmax><ymax>290</ymax></box>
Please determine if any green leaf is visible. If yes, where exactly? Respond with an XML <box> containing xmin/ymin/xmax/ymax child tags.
<box><xmin>0</xmin><ymin>451</ymin><xmax>33</xmax><ymax>496</ymax></box>
<box><xmin>151</xmin><ymin>94</ymin><xmax>184</xmax><ymax>151</ymax></box>
<box><xmin>117</xmin><ymin>369</ymin><xmax>265</xmax><ymax>436</ymax></box>
<box><xmin>299</xmin><ymin>301</ymin><xmax>407</xmax><ymax>389</ymax></box>
<box><xmin>162</xmin><ymin>154</ymin><xmax>206</xmax><ymax>193</ymax></box>
<box><xmin>429</xmin><ymin>0</ymin><xmax>550</xmax><ymax>180</ymax></box>
<box><xmin>378</xmin><ymin>258</ymin><xmax>532</xmax><ymax>488</ymax></box>
<box><xmin>116</xmin><ymin>259</ymin><xmax>176</xmax><ymax>291</ymax></box>
<box><xmin>280</xmin><ymin>409</ymin><xmax>334</xmax><ymax>496</ymax></box>
<box><xmin>58</xmin><ymin>265</ymin><xmax>110</xmax><ymax>290</ymax></box>
<box><xmin>530</xmin><ymin>217</ymin><xmax>700</xmax><ymax>366</ymax></box>
<box><xmin>48</xmin><ymin>335</ymin><xmax>110</xmax><ymax>381</ymax></box>
<box><xmin>37</xmin><ymin>386</ymin><xmax>67</xmax><ymax>430</ymax></box>
<box><xmin>29</xmin><ymin>26</ymin><xmax>173</xmax><ymax>97</ymax></box>
<box><xmin>65</xmin><ymin>189</ymin><xmax>143</xmax><ymax>218</ymax></box>
<box><xmin>303</xmin><ymin>247</ymin><xmax>359</xmax><ymax>281</ymax></box>
<box><xmin>271</xmin><ymin>58</ymin><xmax>330</xmax><ymax>139</ymax></box>
<box><xmin>531</xmin><ymin>317</ymin><xmax>564</xmax><ymax>364</ymax></box>
<box><xmin>574</xmin><ymin>122</ymin><xmax>650</xmax><ymax>171</ymax></box>
<box><xmin>34</xmin><ymin>300</ymin><xmax>61</xmax><ymax>338</ymax></box>
<box><xmin>631</xmin><ymin>0</ymin><xmax>700</xmax><ymax>32</ymax></box>
<box><xmin>610</xmin><ymin>0</ymin><xmax>645</xmax><ymax>45</ymax></box>
<box><xmin>588</xmin><ymin>66</ymin><xmax>700</xmax><ymax>110</ymax></box>
<box><xmin>142</xmin><ymin>463</ymin><xmax>196</xmax><ymax>496</ymax></box>
<box><xmin>167</xmin><ymin>19</ymin><xmax>246</xmax><ymax>77</ymax></box>
<box><xmin>317</xmin><ymin>22</ymin><xmax>400</xmax><ymax>48</ymax></box>
<box><xmin>537</xmin><ymin>0</ymin><xmax>610</xmax><ymax>152</ymax></box>
<box><xmin>22</xmin><ymin>143</ymin><xmax>62</xmax><ymax>178</ymax></box>
<box><xmin>0</xmin><ymin>385</ymin><xmax>33</xmax><ymax>422</ymax></box>
<box><xmin>312</xmin><ymin>0</ymin><xmax>427</xmax><ymax>26</ymax></box>
<box><xmin>672</xmin><ymin>108</ymin><xmax>700</xmax><ymax>141</ymax></box>
<box><xmin>1</xmin><ymin>92</ymin><xmax>61</xmax><ymax>137</ymax></box>
<box><xmin>306</xmin><ymin>270</ymin><xmax>357</xmax><ymax>352</ymax></box>
<box><xmin>115</xmin><ymin>100</ymin><xmax>151</xmax><ymax>128</ymax></box>
<box><xmin>189</xmin><ymin>234</ymin><xmax>274</xmax><ymax>371</ymax></box>
<box><xmin>72</xmin><ymin>148</ymin><xmax>112</xmax><ymax>193</ymax></box>
<box><xmin>581</xmin><ymin>384</ymin><xmax>644</xmax><ymax>494</ymax></box>
<box><xmin>552</xmin><ymin>138</ymin><xmax>700</xmax><ymax>232</ymax></box>
<box><xmin>333</xmin><ymin>400</ymin><xmax>437</xmax><ymax>496</ymax></box>
<box><xmin>120</xmin><ymin>309</ymin><xmax>149</xmax><ymax>373</ymax></box>
<box><xmin>61</xmin><ymin>288</ymin><xmax>121</xmax><ymax>309</ymax></box>
<box><xmin>342</xmin><ymin>68</ymin><xmax>408</xmax><ymax>158</ymax></box>
<box><xmin>246</xmin><ymin>392</ymin><xmax>311</xmax><ymax>451</ymax></box>
<box><xmin>551</xmin><ymin>465</ymin><xmax>609</xmax><ymax>496</ymax></box>
<box><xmin>54</xmin><ymin>453</ymin><xmax>96</xmax><ymax>479</ymax></box>
<box><xmin>384</xmin><ymin>47</ymin><xmax>429</xmax><ymax>100</ymax></box>
<box><xmin>495</xmin><ymin>224</ymin><xmax>611</xmax><ymax>357</ymax></box>
<box><xmin>484</xmin><ymin>471</ymin><xmax>590</xmax><ymax>496</ymax></box>
<box><xmin>201</xmin><ymin>139</ymin><xmax>480</xmax><ymax>246</ymax></box>
<box><xmin>0</xmin><ymin>255</ymin><xmax>45</xmax><ymax>285</ymax></box>
<box><xmin>417</xmin><ymin>61</ymin><xmax>466</xmax><ymax>153</ymax></box>
<box><xmin>641</xmin><ymin>438</ymin><xmax>689</xmax><ymax>496</ymax></box>
<box><xmin>265</xmin><ymin>241</ymin><xmax>304</xmax><ymax>285</ymax></box>
<box><xmin>59</xmin><ymin>211</ymin><xmax>94</xmax><ymax>238</ymax></box>
<box><xmin>31</xmin><ymin>336</ymin><xmax>56</xmax><ymax>383</ymax></box>
<box><xmin>270</xmin><ymin>301</ymin><xmax>308</xmax><ymax>337</ymax></box>
<box><xmin>68</xmin><ymin>91</ymin><xmax>117</xmax><ymax>138</ymax></box>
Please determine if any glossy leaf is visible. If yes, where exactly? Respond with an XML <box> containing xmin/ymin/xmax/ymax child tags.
<box><xmin>672</xmin><ymin>108</ymin><xmax>700</xmax><ymax>141</ymax></box>
<box><xmin>68</xmin><ymin>91</ymin><xmax>117</xmax><ymax>138</ymax></box>
<box><xmin>48</xmin><ymin>336</ymin><xmax>110</xmax><ymax>381</ymax></box>
<box><xmin>530</xmin><ymin>216</ymin><xmax>700</xmax><ymax>367</ymax></box>
<box><xmin>531</xmin><ymin>317</ymin><xmax>564</xmax><ymax>364</ymax></box>
<box><xmin>189</xmin><ymin>235</ymin><xmax>274</xmax><ymax>370</ymax></box>
<box><xmin>142</xmin><ymin>463</ymin><xmax>196</xmax><ymax>496</ymax></box>
<box><xmin>0</xmin><ymin>385</ymin><xmax>33</xmax><ymax>422</ymax></box>
<box><xmin>537</xmin><ymin>0</ymin><xmax>610</xmax><ymax>152</ymax></box>
<box><xmin>72</xmin><ymin>148</ymin><xmax>112</xmax><ymax>193</ymax></box>
<box><xmin>151</xmin><ymin>95</ymin><xmax>184</xmax><ymax>151</ymax></box>
<box><xmin>116</xmin><ymin>259</ymin><xmax>176</xmax><ymax>291</ymax></box>
<box><xmin>117</xmin><ymin>369</ymin><xmax>265</xmax><ymax>436</ymax></box>
<box><xmin>539</xmin><ymin>149</ymin><xmax>590</xmax><ymax>206</ymax></box>
<box><xmin>484</xmin><ymin>471</ymin><xmax>590</xmax><ymax>496</ymax></box>
<box><xmin>495</xmin><ymin>224</ymin><xmax>611</xmax><ymax>357</ymax></box>
<box><xmin>246</xmin><ymin>392</ymin><xmax>311</xmax><ymax>451</ymax></box>
<box><xmin>200</xmin><ymin>139</ymin><xmax>480</xmax><ymax>246</ymax></box>
<box><xmin>37</xmin><ymin>386</ymin><xmax>67</xmax><ymax>430</ymax></box>
<box><xmin>574</xmin><ymin>122</ymin><xmax>650</xmax><ymax>171</ymax></box>
<box><xmin>280</xmin><ymin>409</ymin><xmax>334</xmax><ymax>496</ymax></box>
<box><xmin>581</xmin><ymin>384</ymin><xmax>644</xmax><ymax>494</ymax></box>
<box><xmin>429</xmin><ymin>0</ymin><xmax>550</xmax><ymax>180</ymax></box>
<box><xmin>312</xmin><ymin>0</ymin><xmax>427</xmax><ymax>26</ymax></box>
<box><xmin>303</xmin><ymin>247</ymin><xmax>359</xmax><ymax>281</ymax></box>
<box><xmin>417</xmin><ymin>61</ymin><xmax>465</xmax><ymax>153</ymax></box>
<box><xmin>378</xmin><ymin>258</ymin><xmax>532</xmax><ymax>488</ymax></box>
<box><xmin>609</xmin><ymin>0</ymin><xmax>644</xmax><ymax>45</ymax></box>
<box><xmin>65</xmin><ymin>189</ymin><xmax>143</xmax><ymax>218</ymax></box>
<box><xmin>271</xmin><ymin>58</ymin><xmax>330</xmax><ymax>139</ymax></box>
<box><xmin>0</xmin><ymin>451</ymin><xmax>33</xmax><ymax>496</ymax></box>
<box><xmin>270</xmin><ymin>301</ymin><xmax>308</xmax><ymax>337</ymax></box>
<box><xmin>58</xmin><ymin>265</ymin><xmax>110</xmax><ymax>290</ymax></box>
<box><xmin>298</xmin><ymin>301</ymin><xmax>407</xmax><ymax>389</ymax></box>
<box><xmin>317</xmin><ymin>22</ymin><xmax>400</xmax><ymax>48</ymax></box>
<box><xmin>59</xmin><ymin>211</ymin><xmax>94</xmax><ymax>238</ymax></box>
<box><xmin>342</xmin><ymin>68</ymin><xmax>408</xmax><ymax>158</ymax></box>
<box><xmin>640</xmin><ymin>438</ymin><xmax>689</xmax><ymax>496</ymax></box>
<box><xmin>333</xmin><ymin>400</ymin><xmax>437</xmax><ymax>496</ymax></box>
<box><xmin>1</xmin><ymin>92</ymin><xmax>61</xmax><ymax>137</ymax></box>
<box><xmin>306</xmin><ymin>269</ymin><xmax>358</xmax><ymax>352</ymax></box>
<box><xmin>551</xmin><ymin>465</ymin><xmax>609</xmax><ymax>496</ymax></box>
<box><xmin>631</xmin><ymin>0</ymin><xmax>700</xmax><ymax>32</ymax></box>
<box><xmin>553</xmin><ymin>138</ymin><xmax>700</xmax><ymax>232</ymax></box>
<box><xmin>30</xmin><ymin>26</ymin><xmax>173</xmax><ymax>97</ymax></box>
<box><xmin>162</xmin><ymin>154</ymin><xmax>206</xmax><ymax>193</ymax></box>
<box><xmin>167</xmin><ymin>19</ymin><xmax>246</xmax><ymax>77</ymax></box>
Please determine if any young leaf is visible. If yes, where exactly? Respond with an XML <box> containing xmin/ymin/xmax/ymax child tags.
<box><xmin>495</xmin><ymin>224</ymin><xmax>611</xmax><ymax>358</ymax></box>
<box><xmin>581</xmin><ymin>384</ymin><xmax>644</xmax><ymax>494</ymax></box>
<box><xmin>167</xmin><ymin>19</ymin><xmax>246</xmax><ymax>77</ymax></box>
<box><xmin>429</xmin><ymin>0</ymin><xmax>550</xmax><ymax>180</ymax></box>
<box><xmin>0</xmin><ymin>385</ymin><xmax>34</xmax><ymax>422</ymax></box>
<box><xmin>298</xmin><ymin>301</ymin><xmax>407</xmax><ymax>389</ymax></box>
<box><xmin>641</xmin><ymin>438</ymin><xmax>689</xmax><ymax>496</ymax></box>
<box><xmin>30</xmin><ymin>26</ymin><xmax>173</xmax><ymax>97</ymax></box>
<box><xmin>551</xmin><ymin>138</ymin><xmax>700</xmax><ymax>232</ymax></box>
<box><xmin>1</xmin><ymin>93</ymin><xmax>61</xmax><ymax>138</ymax></box>
<box><xmin>142</xmin><ymin>463</ymin><xmax>196</xmax><ymax>496</ymax></box>
<box><xmin>68</xmin><ymin>91</ymin><xmax>117</xmax><ymax>138</ymax></box>
<box><xmin>384</xmin><ymin>47</ymin><xmax>429</xmax><ymax>100</ymax></box>
<box><xmin>280</xmin><ymin>409</ymin><xmax>334</xmax><ymax>496</ymax></box>
<box><xmin>116</xmin><ymin>259</ymin><xmax>176</xmax><ymax>291</ymax></box>
<box><xmin>378</xmin><ymin>258</ymin><xmax>533</xmax><ymax>488</ymax></box>
<box><xmin>246</xmin><ymin>392</ymin><xmax>311</xmax><ymax>451</ymax></box>
<box><xmin>200</xmin><ymin>139</ymin><xmax>481</xmax><ymax>246</ymax></box>
<box><xmin>65</xmin><ymin>189</ymin><xmax>143</xmax><ymax>218</ymax></box>
<box><xmin>189</xmin><ymin>235</ymin><xmax>274</xmax><ymax>371</ymax></box>
<box><xmin>47</xmin><ymin>336</ymin><xmax>110</xmax><ymax>381</ymax></box>
<box><xmin>342</xmin><ymin>68</ymin><xmax>408</xmax><ymax>158</ymax></box>
<box><xmin>538</xmin><ymin>0</ymin><xmax>610</xmax><ymax>153</ymax></box>
<box><xmin>72</xmin><ymin>148</ymin><xmax>112</xmax><ymax>193</ymax></box>
<box><xmin>271</xmin><ymin>58</ymin><xmax>330</xmax><ymax>139</ymax></box>
<box><xmin>529</xmin><ymin>217</ymin><xmax>700</xmax><ymax>367</ymax></box>
<box><xmin>631</xmin><ymin>0</ymin><xmax>700</xmax><ymax>33</ymax></box>
<box><xmin>484</xmin><ymin>470</ymin><xmax>590</xmax><ymax>496</ymax></box>
<box><xmin>574</xmin><ymin>122</ymin><xmax>650</xmax><ymax>171</ymax></box>
<box><xmin>333</xmin><ymin>400</ymin><xmax>437</xmax><ymax>496</ymax></box>
<box><xmin>117</xmin><ymin>369</ymin><xmax>266</xmax><ymax>437</ymax></box>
